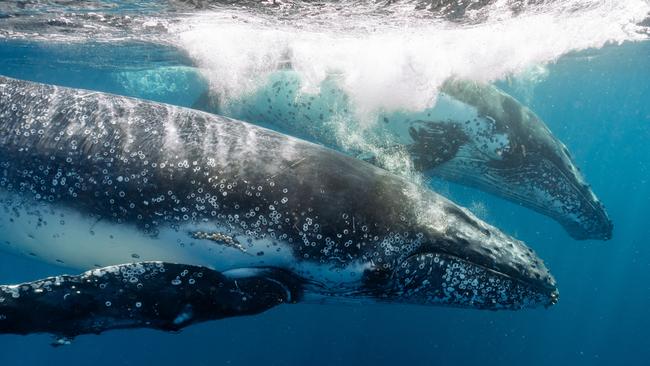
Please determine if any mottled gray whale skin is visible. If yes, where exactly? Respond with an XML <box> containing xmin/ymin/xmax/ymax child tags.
<box><xmin>0</xmin><ymin>262</ymin><xmax>302</xmax><ymax>342</ymax></box>
<box><xmin>436</xmin><ymin>80</ymin><xmax>612</xmax><ymax>240</ymax></box>
<box><xmin>0</xmin><ymin>76</ymin><xmax>557</xmax><ymax>333</ymax></box>
<box><xmin>205</xmin><ymin>75</ymin><xmax>611</xmax><ymax>240</ymax></box>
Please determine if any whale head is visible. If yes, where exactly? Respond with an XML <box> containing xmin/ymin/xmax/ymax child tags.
<box><xmin>496</xmin><ymin>133</ymin><xmax>613</xmax><ymax>241</ymax></box>
<box><xmin>359</xmin><ymin>186</ymin><xmax>559</xmax><ymax>310</ymax></box>
<box><xmin>392</xmin><ymin>250</ymin><xmax>559</xmax><ymax>310</ymax></box>
<box><xmin>432</xmin><ymin>80</ymin><xmax>612</xmax><ymax>241</ymax></box>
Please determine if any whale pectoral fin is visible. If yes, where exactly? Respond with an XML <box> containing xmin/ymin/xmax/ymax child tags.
<box><xmin>407</xmin><ymin>121</ymin><xmax>468</xmax><ymax>171</ymax></box>
<box><xmin>0</xmin><ymin>262</ymin><xmax>301</xmax><ymax>343</ymax></box>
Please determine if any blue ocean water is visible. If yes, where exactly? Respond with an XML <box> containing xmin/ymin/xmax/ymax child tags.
<box><xmin>0</xmin><ymin>1</ymin><xmax>649</xmax><ymax>365</ymax></box>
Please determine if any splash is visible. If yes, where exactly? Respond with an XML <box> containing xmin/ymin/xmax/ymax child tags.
<box><xmin>1</xmin><ymin>1</ymin><xmax>647</xmax><ymax>117</ymax></box>
<box><xmin>468</xmin><ymin>201</ymin><xmax>490</xmax><ymax>220</ymax></box>
<box><xmin>175</xmin><ymin>0</ymin><xmax>650</xmax><ymax>116</ymax></box>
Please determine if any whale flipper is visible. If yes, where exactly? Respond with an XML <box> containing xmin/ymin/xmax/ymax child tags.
<box><xmin>407</xmin><ymin>121</ymin><xmax>468</xmax><ymax>171</ymax></box>
<box><xmin>354</xmin><ymin>121</ymin><xmax>467</xmax><ymax>171</ymax></box>
<box><xmin>0</xmin><ymin>262</ymin><xmax>301</xmax><ymax>342</ymax></box>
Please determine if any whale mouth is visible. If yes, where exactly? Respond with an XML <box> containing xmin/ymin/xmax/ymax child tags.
<box><xmin>434</xmin><ymin>152</ymin><xmax>612</xmax><ymax>241</ymax></box>
<box><xmin>555</xmin><ymin>168</ymin><xmax>612</xmax><ymax>241</ymax></box>
<box><xmin>393</xmin><ymin>252</ymin><xmax>558</xmax><ymax>310</ymax></box>
<box><xmin>528</xmin><ymin>151</ymin><xmax>613</xmax><ymax>241</ymax></box>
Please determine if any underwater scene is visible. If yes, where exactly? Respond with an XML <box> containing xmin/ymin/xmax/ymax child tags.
<box><xmin>0</xmin><ymin>0</ymin><xmax>649</xmax><ymax>365</ymax></box>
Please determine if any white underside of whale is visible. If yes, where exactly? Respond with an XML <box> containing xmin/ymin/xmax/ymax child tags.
<box><xmin>0</xmin><ymin>192</ymin><xmax>370</xmax><ymax>296</ymax></box>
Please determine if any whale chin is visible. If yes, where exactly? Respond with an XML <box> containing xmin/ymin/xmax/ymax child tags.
<box><xmin>562</xmin><ymin>217</ymin><xmax>612</xmax><ymax>241</ymax></box>
<box><xmin>393</xmin><ymin>252</ymin><xmax>558</xmax><ymax>310</ymax></box>
<box><xmin>432</xmin><ymin>155</ymin><xmax>612</xmax><ymax>241</ymax></box>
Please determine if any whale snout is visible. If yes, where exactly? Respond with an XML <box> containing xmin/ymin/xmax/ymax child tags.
<box><xmin>393</xmin><ymin>251</ymin><xmax>559</xmax><ymax>310</ymax></box>
<box><xmin>553</xmin><ymin>165</ymin><xmax>612</xmax><ymax>241</ymax></box>
<box><xmin>478</xmin><ymin>149</ymin><xmax>613</xmax><ymax>241</ymax></box>
<box><xmin>535</xmin><ymin>150</ymin><xmax>613</xmax><ymax>241</ymax></box>
<box><xmin>563</xmin><ymin>198</ymin><xmax>613</xmax><ymax>241</ymax></box>
<box><xmin>392</xmin><ymin>202</ymin><xmax>558</xmax><ymax>310</ymax></box>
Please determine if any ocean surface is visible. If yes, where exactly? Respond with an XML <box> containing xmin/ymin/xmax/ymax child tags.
<box><xmin>0</xmin><ymin>0</ymin><xmax>649</xmax><ymax>365</ymax></box>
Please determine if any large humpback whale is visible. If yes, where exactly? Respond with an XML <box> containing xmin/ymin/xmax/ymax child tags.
<box><xmin>202</xmin><ymin>73</ymin><xmax>612</xmax><ymax>240</ymax></box>
<box><xmin>0</xmin><ymin>76</ymin><xmax>557</xmax><ymax>339</ymax></box>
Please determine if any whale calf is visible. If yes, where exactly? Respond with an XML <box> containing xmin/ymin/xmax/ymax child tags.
<box><xmin>0</xmin><ymin>76</ymin><xmax>556</xmax><ymax>339</ymax></box>
<box><xmin>202</xmin><ymin>73</ymin><xmax>611</xmax><ymax>240</ymax></box>
<box><xmin>0</xmin><ymin>262</ymin><xmax>302</xmax><ymax>343</ymax></box>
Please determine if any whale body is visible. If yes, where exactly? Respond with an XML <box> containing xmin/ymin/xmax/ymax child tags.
<box><xmin>0</xmin><ymin>76</ymin><xmax>557</xmax><ymax>339</ymax></box>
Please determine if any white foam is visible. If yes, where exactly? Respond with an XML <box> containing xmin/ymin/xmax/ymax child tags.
<box><xmin>173</xmin><ymin>0</ymin><xmax>649</xmax><ymax>117</ymax></box>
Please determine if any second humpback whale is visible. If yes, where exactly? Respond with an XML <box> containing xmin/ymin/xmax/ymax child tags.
<box><xmin>0</xmin><ymin>76</ymin><xmax>557</xmax><ymax>340</ymax></box>
<box><xmin>199</xmin><ymin>73</ymin><xmax>612</xmax><ymax>240</ymax></box>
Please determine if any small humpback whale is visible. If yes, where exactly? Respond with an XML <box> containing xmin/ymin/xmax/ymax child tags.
<box><xmin>0</xmin><ymin>76</ymin><xmax>557</xmax><ymax>341</ymax></box>
<box><xmin>199</xmin><ymin>73</ymin><xmax>611</xmax><ymax>240</ymax></box>
<box><xmin>0</xmin><ymin>262</ymin><xmax>303</xmax><ymax>344</ymax></box>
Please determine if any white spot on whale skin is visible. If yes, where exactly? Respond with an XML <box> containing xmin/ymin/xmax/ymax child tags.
<box><xmin>173</xmin><ymin>306</ymin><xmax>193</xmax><ymax>325</ymax></box>
<box><xmin>1</xmin><ymin>285</ymin><xmax>21</xmax><ymax>299</ymax></box>
<box><xmin>52</xmin><ymin>337</ymin><xmax>72</xmax><ymax>346</ymax></box>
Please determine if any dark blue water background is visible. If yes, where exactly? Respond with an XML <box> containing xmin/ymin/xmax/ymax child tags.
<box><xmin>0</xmin><ymin>37</ymin><xmax>648</xmax><ymax>365</ymax></box>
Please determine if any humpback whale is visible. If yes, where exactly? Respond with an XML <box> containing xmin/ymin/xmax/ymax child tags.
<box><xmin>0</xmin><ymin>76</ymin><xmax>557</xmax><ymax>340</ymax></box>
<box><xmin>202</xmin><ymin>73</ymin><xmax>611</xmax><ymax>240</ymax></box>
